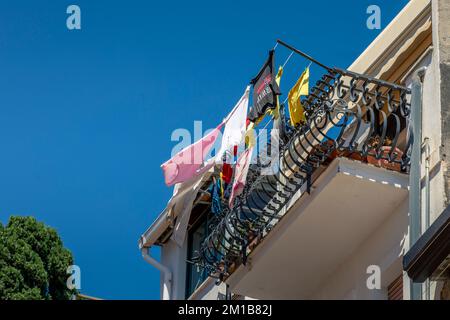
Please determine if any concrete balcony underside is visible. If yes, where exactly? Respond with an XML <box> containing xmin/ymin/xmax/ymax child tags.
<box><xmin>227</xmin><ymin>157</ymin><xmax>409</xmax><ymax>299</ymax></box>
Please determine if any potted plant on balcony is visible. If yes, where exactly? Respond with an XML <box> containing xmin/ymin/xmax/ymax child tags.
<box><xmin>320</xmin><ymin>140</ymin><xmax>366</xmax><ymax>163</ymax></box>
<box><xmin>367</xmin><ymin>136</ymin><xmax>403</xmax><ymax>172</ymax></box>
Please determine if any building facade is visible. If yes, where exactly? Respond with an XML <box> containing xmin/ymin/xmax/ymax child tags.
<box><xmin>139</xmin><ymin>0</ymin><xmax>450</xmax><ymax>300</ymax></box>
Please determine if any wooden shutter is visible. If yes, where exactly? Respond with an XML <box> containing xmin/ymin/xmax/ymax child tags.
<box><xmin>388</xmin><ymin>275</ymin><xmax>403</xmax><ymax>300</ymax></box>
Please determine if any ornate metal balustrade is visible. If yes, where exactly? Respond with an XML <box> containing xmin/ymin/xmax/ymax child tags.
<box><xmin>195</xmin><ymin>67</ymin><xmax>412</xmax><ymax>279</ymax></box>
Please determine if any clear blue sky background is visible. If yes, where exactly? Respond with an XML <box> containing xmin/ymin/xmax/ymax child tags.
<box><xmin>0</xmin><ymin>0</ymin><xmax>408</xmax><ymax>299</ymax></box>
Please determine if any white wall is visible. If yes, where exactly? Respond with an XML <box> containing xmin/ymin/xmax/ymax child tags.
<box><xmin>161</xmin><ymin>238</ymin><xmax>187</xmax><ymax>299</ymax></box>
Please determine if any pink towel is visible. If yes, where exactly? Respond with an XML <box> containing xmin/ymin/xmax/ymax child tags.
<box><xmin>229</xmin><ymin>147</ymin><xmax>254</xmax><ymax>208</ymax></box>
<box><xmin>161</xmin><ymin>124</ymin><xmax>222</xmax><ymax>186</ymax></box>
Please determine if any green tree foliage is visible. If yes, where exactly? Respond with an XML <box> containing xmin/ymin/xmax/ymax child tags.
<box><xmin>0</xmin><ymin>216</ymin><xmax>76</xmax><ymax>300</ymax></box>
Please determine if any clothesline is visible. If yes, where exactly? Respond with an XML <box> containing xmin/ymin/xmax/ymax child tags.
<box><xmin>282</xmin><ymin>51</ymin><xmax>294</xmax><ymax>69</ymax></box>
<box><xmin>276</xmin><ymin>39</ymin><xmax>333</xmax><ymax>73</ymax></box>
<box><xmin>274</xmin><ymin>40</ymin><xmax>312</xmax><ymax>106</ymax></box>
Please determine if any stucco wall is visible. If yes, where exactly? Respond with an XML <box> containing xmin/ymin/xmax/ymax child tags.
<box><xmin>161</xmin><ymin>239</ymin><xmax>187</xmax><ymax>299</ymax></box>
<box><xmin>433</xmin><ymin>0</ymin><xmax>450</xmax><ymax>206</ymax></box>
<box><xmin>309</xmin><ymin>199</ymin><xmax>409</xmax><ymax>299</ymax></box>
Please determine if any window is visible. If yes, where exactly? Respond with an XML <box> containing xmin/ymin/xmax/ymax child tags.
<box><xmin>185</xmin><ymin>204</ymin><xmax>213</xmax><ymax>298</ymax></box>
<box><xmin>388</xmin><ymin>275</ymin><xmax>403</xmax><ymax>300</ymax></box>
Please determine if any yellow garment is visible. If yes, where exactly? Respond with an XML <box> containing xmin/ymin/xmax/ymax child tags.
<box><xmin>245</xmin><ymin>122</ymin><xmax>256</xmax><ymax>148</ymax></box>
<box><xmin>288</xmin><ymin>67</ymin><xmax>309</xmax><ymax>126</ymax></box>
<box><xmin>219</xmin><ymin>173</ymin><xmax>224</xmax><ymax>197</ymax></box>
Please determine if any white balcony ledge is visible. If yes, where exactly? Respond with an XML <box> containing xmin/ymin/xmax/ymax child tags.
<box><xmin>226</xmin><ymin>157</ymin><xmax>409</xmax><ymax>299</ymax></box>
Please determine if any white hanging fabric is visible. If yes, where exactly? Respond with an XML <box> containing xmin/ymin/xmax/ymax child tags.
<box><xmin>170</xmin><ymin>170</ymin><xmax>212</xmax><ymax>247</ymax></box>
<box><xmin>216</xmin><ymin>85</ymin><xmax>250</xmax><ymax>163</ymax></box>
<box><xmin>168</xmin><ymin>85</ymin><xmax>251</xmax><ymax>247</ymax></box>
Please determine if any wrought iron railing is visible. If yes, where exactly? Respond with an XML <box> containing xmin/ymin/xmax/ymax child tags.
<box><xmin>196</xmin><ymin>67</ymin><xmax>412</xmax><ymax>279</ymax></box>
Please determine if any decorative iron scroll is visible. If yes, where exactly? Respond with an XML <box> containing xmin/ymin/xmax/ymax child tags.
<box><xmin>195</xmin><ymin>68</ymin><xmax>412</xmax><ymax>278</ymax></box>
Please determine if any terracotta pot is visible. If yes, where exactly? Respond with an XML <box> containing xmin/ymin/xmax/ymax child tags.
<box><xmin>348</xmin><ymin>152</ymin><xmax>366</xmax><ymax>162</ymax></box>
<box><xmin>328</xmin><ymin>149</ymin><xmax>338</xmax><ymax>160</ymax></box>
<box><xmin>199</xmin><ymin>192</ymin><xmax>211</xmax><ymax>202</ymax></box>
<box><xmin>317</xmin><ymin>140</ymin><xmax>337</xmax><ymax>161</ymax></box>
<box><xmin>340</xmin><ymin>150</ymin><xmax>366</xmax><ymax>162</ymax></box>
<box><xmin>367</xmin><ymin>146</ymin><xmax>403</xmax><ymax>171</ymax></box>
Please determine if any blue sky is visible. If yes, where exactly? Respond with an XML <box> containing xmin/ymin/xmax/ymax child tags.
<box><xmin>0</xmin><ymin>1</ymin><xmax>408</xmax><ymax>299</ymax></box>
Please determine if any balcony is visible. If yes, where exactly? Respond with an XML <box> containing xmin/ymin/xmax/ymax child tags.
<box><xmin>226</xmin><ymin>157</ymin><xmax>409</xmax><ymax>299</ymax></box>
<box><xmin>193</xmin><ymin>67</ymin><xmax>412</xmax><ymax>294</ymax></box>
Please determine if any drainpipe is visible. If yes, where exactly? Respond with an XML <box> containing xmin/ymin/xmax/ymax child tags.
<box><xmin>141</xmin><ymin>247</ymin><xmax>172</xmax><ymax>300</ymax></box>
<box><xmin>423</xmin><ymin>136</ymin><xmax>431</xmax><ymax>300</ymax></box>
<box><xmin>409</xmin><ymin>66</ymin><xmax>427</xmax><ymax>300</ymax></box>
<box><xmin>423</xmin><ymin>137</ymin><xmax>431</xmax><ymax>231</ymax></box>
<box><xmin>225</xmin><ymin>283</ymin><xmax>232</xmax><ymax>301</ymax></box>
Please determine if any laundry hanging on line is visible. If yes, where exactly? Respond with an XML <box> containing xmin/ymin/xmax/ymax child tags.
<box><xmin>221</xmin><ymin>163</ymin><xmax>233</xmax><ymax>184</ymax></box>
<box><xmin>161</xmin><ymin>124</ymin><xmax>223</xmax><ymax>186</ymax></box>
<box><xmin>248</xmin><ymin>50</ymin><xmax>281</xmax><ymax>122</ymax></box>
<box><xmin>229</xmin><ymin>146</ymin><xmax>254</xmax><ymax>209</ymax></box>
<box><xmin>288</xmin><ymin>66</ymin><xmax>310</xmax><ymax>127</ymax></box>
<box><xmin>251</xmin><ymin>65</ymin><xmax>284</xmax><ymax>125</ymax></box>
<box><xmin>210</xmin><ymin>177</ymin><xmax>222</xmax><ymax>215</ymax></box>
<box><xmin>216</xmin><ymin>86</ymin><xmax>250</xmax><ymax>164</ymax></box>
<box><xmin>170</xmin><ymin>172</ymin><xmax>212</xmax><ymax>246</ymax></box>
<box><xmin>161</xmin><ymin>86</ymin><xmax>250</xmax><ymax>187</ymax></box>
